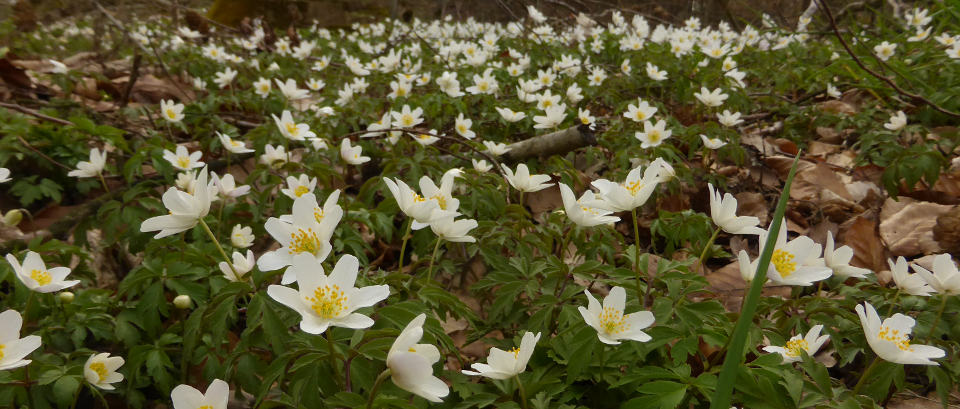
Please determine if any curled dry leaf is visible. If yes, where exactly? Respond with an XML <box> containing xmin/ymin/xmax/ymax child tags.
<box><xmin>880</xmin><ymin>197</ymin><xmax>952</xmax><ymax>257</ymax></box>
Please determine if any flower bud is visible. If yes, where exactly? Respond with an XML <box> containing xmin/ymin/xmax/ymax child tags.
<box><xmin>58</xmin><ymin>291</ymin><xmax>75</xmax><ymax>303</ymax></box>
<box><xmin>3</xmin><ymin>209</ymin><xmax>23</xmax><ymax>227</ymax></box>
<box><xmin>173</xmin><ymin>294</ymin><xmax>192</xmax><ymax>309</ymax></box>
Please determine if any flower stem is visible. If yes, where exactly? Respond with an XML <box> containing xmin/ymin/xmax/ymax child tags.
<box><xmin>397</xmin><ymin>218</ymin><xmax>413</xmax><ymax>274</ymax></box>
<box><xmin>326</xmin><ymin>331</ymin><xmax>343</xmax><ymax>389</ymax></box>
<box><xmin>927</xmin><ymin>295</ymin><xmax>948</xmax><ymax>340</ymax></box>
<box><xmin>884</xmin><ymin>289</ymin><xmax>901</xmax><ymax>317</ymax></box>
<box><xmin>851</xmin><ymin>355</ymin><xmax>881</xmax><ymax>396</ymax></box>
<box><xmin>598</xmin><ymin>344</ymin><xmax>606</xmax><ymax>379</ymax></box>
<box><xmin>515</xmin><ymin>375</ymin><xmax>529</xmax><ymax>409</ymax></box>
<box><xmin>97</xmin><ymin>172</ymin><xmax>110</xmax><ymax>193</ymax></box>
<box><xmin>365</xmin><ymin>369</ymin><xmax>391</xmax><ymax>409</ymax></box>
<box><xmin>426</xmin><ymin>238</ymin><xmax>443</xmax><ymax>282</ymax></box>
<box><xmin>631</xmin><ymin>208</ymin><xmax>647</xmax><ymax>307</ymax></box>
<box><xmin>697</xmin><ymin>226</ymin><xmax>722</xmax><ymax>274</ymax></box>
<box><xmin>198</xmin><ymin>218</ymin><xmax>238</xmax><ymax>277</ymax></box>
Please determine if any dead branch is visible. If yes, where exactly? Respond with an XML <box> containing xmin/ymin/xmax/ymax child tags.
<box><xmin>502</xmin><ymin>124</ymin><xmax>597</xmax><ymax>163</ymax></box>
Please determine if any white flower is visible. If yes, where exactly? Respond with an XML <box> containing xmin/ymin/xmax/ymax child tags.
<box><xmin>280</xmin><ymin>174</ymin><xmax>317</xmax><ymax>200</ymax></box>
<box><xmin>823</xmin><ymin>231</ymin><xmax>872</xmax><ymax>279</ymax></box>
<box><xmin>694</xmin><ymin>87</ymin><xmax>728</xmax><ymax>107</ymax></box>
<box><xmin>566</xmin><ymin>83</ymin><xmax>583</xmax><ymax>104</ymax></box>
<box><xmin>212</xmin><ymin>173</ymin><xmax>249</xmax><ymax>198</ymax></box>
<box><xmin>48</xmin><ymin>59</ymin><xmax>68</xmax><ymax>74</ymax></box>
<box><xmin>623</xmin><ymin>98</ymin><xmax>657</xmax><ymax>123</ymax></box>
<box><xmin>260</xmin><ymin>144</ymin><xmax>287</xmax><ymax>168</ymax></box>
<box><xmin>273</xmin><ymin>110</ymin><xmax>315</xmax><ymax>141</ymax></box>
<box><xmin>708</xmin><ymin>183</ymin><xmax>763</xmax><ymax>235</ymax></box>
<box><xmin>884</xmin><ymin>111</ymin><xmax>907</xmax><ymax>131</ymax></box>
<box><xmin>716</xmin><ymin>110</ymin><xmax>743</xmax><ymax>127</ymax></box>
<box><xmin>579</xmin><ymin>286</ymin><xmax>655</xmax><ymax>344</ymax></box>
<box><xmin>0</xmin><ymin>309</ymin><xmax>42</xmax><ymax>370</ymax></box>
<box><xmin>646</xmin><ymin>62</ymin><xmax>667</xmax><ymax>81</ymax></box>
<box><xmin>230</xmin><ymin>224</ymin><xmax>254</xmax><ymax>248</ymax></box>
<box><xmin>163</xmin><ymin>145</ymin><xmax>204</xmax><ymax>171</ymax></box>
<box><xmin>472</xmin><ymin>159</ymin><xmax>493</xmax><ymax>172</ymax></box>
<box><xmin>171</xmin><ymin>379</ymin><xmax>229</xmax><ymax>409</ymax></box>
<box><xmin>558</xmin><ymin>183</ymin><xmax>619</xmax><ymax>227</ymax></box>
<box><xmin>253</xmin><ymin>77</ymin><xmax>271</xmax><ymax>98</ymax></box>
<box><xmin>483</xmin><ymin>141</ymin><xmax>511</xmax><ymax>156</ymax></box>
<box><xmin>0</xmin><ymin>168</ymin><xmax>10</xmax><ymax>183</ymax></box>
<box><xmin>160</xmin><ymin>99</ymin><xmax>185</xmax><ymax>123</ymax></box>
<box><xmin>383</xmin><ymin>178</ymin><xmax>454</xmax><ymax>230</ymax></box>
<box><xmin>762</xmin><ymin>325</ymin><xmax>830</xmax><ymax>363</ymax></box>
<box><xmin>462</xmin><ymin>331</ymin><xmax>540</xmax><ymax>379</ymax></box>
<box><xmin>275</xmin><ymin>78</ymin><xmax>309</xmax><ymax>101</ymax></box>
<box><xmin>219</xmin><ymin>250</ymin><xmax>255</xmax><ymax>282</ymax></box>
<box><xmin>856</xmin><ymin>302</ymin><xmax>945</xmax><ymax>365</ymax></box>
<box><xmin>267</xmin><ymin>253</ymin><xmax>389</xmax><ymax>334</ymax></box>
<box><xmin>391</xmin><ymin>105</ymin><xmax>424</xmax><ymax>129</ymax></box>
<box><xmin>635</xmin><ymin>119</ymin><xmax>672</xmax><ymax>149</ymax></box>
<box><xmin>307</xmin><ymin>78</ymin><xmax>325</xmax><ymax>91</ymax></box>
<box><xmin>5</xmin><ymin>251</ymin><xmax>80</xmax><ymax>293</ymax></box>
<box><xmin>912</xmin><ymin>254</ymin><xmax>960</xmax><ymax>295</ymax></box>
<box><xmin>738</xmin><ymin>250</ymin><xmax>758</xmax><ymax>282</ymax></box>
<box><xmin>218</xmin><ymin>132</ymin><xmax>254</xmax><ymax>154</ymax></box>
<box><xmin>888</xmin><ymin>257</ymin><xmax>933</xmax><ymax>296</ymax></box>
<box><xmin>412</xmin><ymin>129</ymin><xmax>440</xmax><ymax>146</ymax></box>
<box><xmin>501</xmin><ymin>163</ymin><xmax>551</xmax><ymax>193</ymax></box>
<box><xmin>454</xmin><ymin>113</ymin><xmax>475</xmax><ymax>139</ymax></box>
<box><xmin>700</xmin><ymin>134</ymin><xmax>727</xmax><ymax>149</ymax></box>
<box><xmin>429</xmin><ymin>213</ymin><xmax>476</xmax><ymax>244</ymax></box>
<box><xmin>258</xmin><ymin>192</ymin><xmax>342</xmax><ymax>279</ymax></box>
<box><xmin>386</xmin><ymin>314</ymin><xmax>449</xmax><ymax>402</ymax></box>
<box><xmin>68</xmin><ymin>148</ymin><xmax>107</xmax><ymax>178</ymax></box>
<box><xmin>340</xmin><ymin>139</ymin><xmax>371</xmax><ymax>165</ymax></box>
<box><xmin>495</xmin><ymin>107</ymin><xmax>526</xmax><ymax>122</ymax></box>
<box><xmin>213</xmin><ymin>67</ymin><xmax>237</xmax><ymax>88</ymax></box>
<box><xmin>527</xmin><ymin>5</ymin><xmax>547</xmax><ymax>23</ymax></box>
<box><xmin>140</xmin><ymin>167</ymin><xmax>212</xmax><ymax>238</ymax></box>
<box><xmin>389</xmin><ymin>80</ymin><xmax>412</xmax><ymax>99</ymax></box>
<box><xmin>758</xmin><ymin>219</ymin><xmax>832</xmax><ymax>286</ymax></box>
<box><xmin>577</xmin><ymin>108</ymin><xmax>595</xmax><ymax>126</ymax></box>
<box><xmin>873</xmin><ymin>41</ymin><xmax>897</xmax><ymax>61</ymax></box>
<box><xmin>826</xmin><ymin>84</ymin><xmax>841</xmax><ymax>99</ymax></box>
<box><xmin>591</xmin><ymin>160</ymin><xmax>664</xmax><ymax>212</ymax></box>
<box><xmin>83</xmin><ymin>352</ymin><xmax>125</xmax><ymax>390</ymax></box>
<box><xmin>533</xmin><ymin>104</ymin><xmax>566</xmax><ymax>129</ymax></box>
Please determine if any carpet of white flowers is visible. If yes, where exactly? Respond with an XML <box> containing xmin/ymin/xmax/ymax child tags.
<box><xmin>1</xmin><ymin>3</ymin><xmax>960</xmax><ymax>408</ymax></box>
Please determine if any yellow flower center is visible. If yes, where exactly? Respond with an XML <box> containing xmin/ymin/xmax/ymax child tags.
<box><xmin>457</xmin><ymin>124</ymin><xmax>467</xmax><ymax>133</ymax></box>
<box><xmin>230</xmin><ymin>140</ymin><xmax>241</xmax><ymax>147</ymax></box>
<box><xmin>0</xmin><ymin>344</ymin><xmax>5</xmax><ymax>360</ymax></box>
<box><xmin>542</xmin><ymin>99</ymin><xmax>553</xmax><ymax>108</ymax></box>
<box><xmin>581</xmin><ymin>116</ymin><xmax>590</xmax><ymax>125</ymax></box>
<box><xmin>580</xmin><ymin>205</ymin><xmax>599</xmax><ymax>215</ymax></box>
<box><xmin>431</xmin><ymin>194</ymin><xmax>448</xmax><ymax>210</ymax></box>
<box><xmin>412</xmin><ymin>193</ymin><xmax>425</xmax><ymax>203</ymax></box>
<box><xmin>89</xmin><ymin>362</ymin><xmax>108</xmax><ymax>382</ymax></box>
<box><xmin>599</xmin><ymin>307</ymin><xmax>629</xmax><ymax>335</ymax></box>
<box><xmin>784</xmin><ymin>339</ymin><xmax>809</xmax><ymax>357</ymax></box>
<box><xmin>401</xmin><ymin>114</ymin><xmax>414</xmax><ymax>127</ymax></box>
<box><xmin>509</xmin><ymin>347</ymin><xmax>520</xmax><ymax>358</ymax></box>
<box><xmin>294</xmin><ymin>185</ymin><xmax>310</xmax><ymax>197</ymax></box>
<box><xmin>541</xmin><ymin>77</ymin><xmax>550</xmax><ymax>84</ymax></box>
<box><xmin>306</xmin><ymin>284</ymin><xmax>347</xmax><ymax>319</ymax></box>
<box><xmin>176</xmin><ymin>156</ymin><xmax>191</xmax><ymax>169</ymax></box>
<box><xmin>285</xmin><ymin>123</ymin><xmax>300</xmax><ymax>137</ymax></box>
<box><xmin>772</xmin><ymin>249</ymin><xmax>797</xmax><ymax>277</ymax></box>
<box><xmin>166</xmin><ymin>109</ymin><xmax>178</xmax><ymax>119</ymax></box>
<box><xmin>635</xmin><ymin>111</ymin><xmax>647</xmax><ymax>121</ymax></box>
<box><xmin>314</xmin><ymin>207</ymin><xmax>325</xmax><ymax>223</ymax></box>
<box><xmin>288</xmin><ymin>228</ymin><xmax>321</xmax><ymax>254</ymax></box>
<box><xmin>199</xmin><ymin>406</ymin><xmax>213</xmax><ymax>409</ymax></box>
<box><xmin>623</xmin><ymin>180</ymin><xmax>645</xmax><ymax>196</ymax></box>
<box><xmin>877</xmin><ymin>326</ymin><xmax>912</xmax><ymax>351</ymax></box>
<box><xmin>31</xmin><ymin>269</ymin><xmax>52</xmax><ymax>286</ymax></box>
<box><xmin>648</xmin><ymin>130</ymin><xmax>661</xmax><ymax>143</ymax></box>
<box><xmin>478</xmin><ymin>82</ymin><xmax>489</xmax><ymax>91</ymax></box>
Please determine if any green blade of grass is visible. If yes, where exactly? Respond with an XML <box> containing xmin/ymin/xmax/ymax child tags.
<box><xmin>709</xmin><ymin>152</ymin><xmax>802</xmax><ymax>409</ymax></box>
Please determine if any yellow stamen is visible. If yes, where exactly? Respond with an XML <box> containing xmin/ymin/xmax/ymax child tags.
<box><xmin>784</xmin><ymin>339</ymin><xmax>809</xmax><ymax>357</ymax></box>
<box><xmin>30</xmin><ymin>269</ymin><xmax>52</xmax><ymax>286</ymax></box>
<box><xmin>294</xmin><ymin>185</ymin><xmax>310</xmax><ymax>197</ymax></box>
<box><xmin>175</xmin><ymin>156</ymin><xmax>191</xmax><ymax>169</ymax></box>
<box><xmin>166</xmin><ymin>109</ymin><xmax>178</xmax><ymax>119</ymax></box>
<box><xmin>0</xmin><ymin>344</ymin><xmax>5</xmax><ymax>360</ymax></box>
<box><xmin>288</xmin><ymin>229</ymin><xmax>321</xmax><ymax>254</ymax></box>
<box><xmin>431</xmin><ymin>194</ymin><xmax>448</xmax><ymax>210</ymax></box>
<box><xmin>599</xmin><ymin>307</ymin><xmax>630</xmax><ymax>335</ymax></box>
<box><xmin>89</xmin><ymin>362</ymin><xmax>108</xmax><ymax>382</ymax></box>
<box><xmin>878</xmin><ymin>326</ymin><xmax>913</xmax><ymax>351</ymax></box>
<box><xmin>622</xmin><ymin>180</ymin><xmax>645</xmax><ymax>196</ymax></box>
<box><xmin>771</xmin><ymin>249</ymin><xmax>797</xmax><ymax>277</ymax></box>
<box><xmin>306</xmin><ymin>284</ymin><xmax>347</xmax><ymax>319</ymax></box>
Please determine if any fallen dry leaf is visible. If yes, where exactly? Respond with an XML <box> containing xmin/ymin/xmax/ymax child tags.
<box><xmin>880</xmin><ymin>197</ymin><xmax>951</xmax><ymax>257</ymax></box>
<box><xmin>839</xmin><ymin>211</ymin><xmax>887</xmax><ymax>273</ymax></box>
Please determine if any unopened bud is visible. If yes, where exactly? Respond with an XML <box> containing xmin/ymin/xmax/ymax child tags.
<box><xmin>58</xmin><ymin>291</ymin><xmax>75</xmax><ymax>303</ymax></box>
<box><xmin>173</xmin><ymin>294</ymin><xmax>192</xmax><ymax>309</ymax></box>
<box><xmin>3</xmin><ymin>209</ymin><xmax>23</xmax><ymax>227</ymax></box>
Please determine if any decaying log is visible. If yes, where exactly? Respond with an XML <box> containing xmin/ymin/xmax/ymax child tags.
<box><xmin>502</xmin><ymin>123</ymin><xmax>597</xmax><ymax>163</ymax></box>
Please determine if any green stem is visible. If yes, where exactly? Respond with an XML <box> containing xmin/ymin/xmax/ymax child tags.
<box><xmin>198</xmin><ymin>218</ymin><xmax>238</xmax><ymax>278</ymax></box>
<box><xmin>631</xmin><ymin>208</ymin><xmax>646</xmax><ymax>307</ymax></box>
<box><xmin>327</xmin><ymin>331</ymin><xmax>343</xmax><ymax>389</ymax></box>
<box><xmin>884</xmin><ymin>289</ymin><xmax>901</xmax><ymax>317</ymax></box>
<box><xmin>97</xmin><ymin>172</ymin><xmax>110</xmax><ymax>193</ymax></box>
<box><xmin>365</xmin><ymin>369</ymin><xmax>391</xmax><ymax>409</ymax></box>
<box><xmin>426</xmin><ymin>238</ymin><xmax>443</xmax><ymax>282</ymax></box>
<box><xmin>697</xmin><ymin>226</ymin><xmax>722</xmax><ymax>273</ymax></box>
<box><xmin>397</xmin><ymin>218</ymin><xmax>413</xmax><ymax>274</ymax></box>
<box><xmin>927</xmin><ymin>295</ymin><xmax>948</xmax><ymax>340</ymax></box>
<box><xmin>25</xmin><ymin>366</ymin><xmax>35</xmax><ymax>409</ymax></box>
<box><xmin>515</xmin><ymin>375</ymin><xmax>529</xmax><ymax>409</ymax></box>
<box><xmin>69</xmin><ymin>384</ymin><xmax>82</xmax><ymax>409</ymax></box>
<box><xmin>851</xmin><ymin>355</ymin><xmax>882</xmax><ymax>396</ymax></box>
<box><xmin>598</xmin><ymin>344</ymin><xmax>606</xmax><ymax>379</ymax></box>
